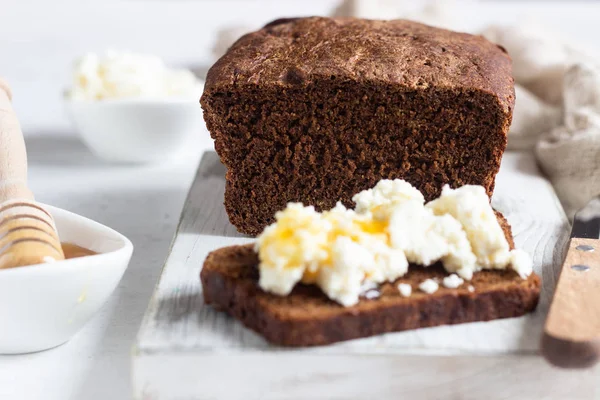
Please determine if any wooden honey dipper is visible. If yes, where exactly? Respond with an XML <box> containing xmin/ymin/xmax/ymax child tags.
<box><xmin>0</xmin><ymin>78</ymin><xmax>64</xmax><ymax>269</ymax></box>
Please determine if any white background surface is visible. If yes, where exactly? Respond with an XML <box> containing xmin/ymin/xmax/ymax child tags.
<box><xmin>1</xmin><ymin>1</ymin><xmax>600</xmax><ymax>399</ymax></box>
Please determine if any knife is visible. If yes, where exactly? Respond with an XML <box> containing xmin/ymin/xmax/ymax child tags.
<box><xmin>542</xmin><ymin>196</ymin><xmax>600</xmax><ymax>368</ymax></box>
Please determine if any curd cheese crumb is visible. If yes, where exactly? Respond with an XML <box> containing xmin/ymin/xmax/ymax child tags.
<box><xmin>319</xmin><ymin>204</ymin><xmax>409</xmax><ymax>306</ymax></box>
<box><xmin>363</xmin><ymin>289</ymin><xmax>381</xmax><ymax>299</ymax></box>
<box><xmin>427</xmin><ymin>185</ymin><xmax>510</xmax><ymax>267</ymax></box>
<box><xmin>359</xmin><ymin>280</ymin><xmax>378</xmax><ymax>294</ymax></box>
<box><xmin>397</xmin><ymin>283</ymin><xmax>412</xmax><ymax>297</ymax></box>
<box><xmin>256</xmin><ymin>203</ymin><xmax>331</xmax><ymax>296</ymax></box>
<box><xmin>442</xmin><ymin>274</ymin><xmax>464</xmax><ymax>289</ymax></box>
<box><xmin>317</xmin><ymin>236</ymin><xmax>379</xmax><ymax>306</ymax></box>
<box><xmin>352</xmin><ymin>179</ymin><xmax>424</xmax><ymax>219</ymax></box>
<box><xmin>509</xmin><ymin>249</ymin><xmax>533</xmax><ymax>279</ymax></box>
<box><xmin>419</xmin><ymin>279</ymin><xmax>439</xmax><ymax>294</ymax></box>
<box><xmin>388</xmin><ymin>200</ymin><xmax>477</xmax><ymax>274</ymax></box>
<box><xmin>426</xmin><ymin>184</ymin><xmax>532</xmax><ymax>278</ymax></box>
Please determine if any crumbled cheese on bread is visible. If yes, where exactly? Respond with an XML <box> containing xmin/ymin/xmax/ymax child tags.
<box><xmin>363</xmin><ymin>289</ymin><xmax>381</xmax><ymax>299</ymax></box>
<box><xmin>256</xmin><ymin>179</ymin><xmax>532</xmax><ymax>307</ymax></box>
<box><xmin>419</xmin><ymin>279</ymin><xmax>439</xmax><ymax>294</ymax></box>
<box><xmin>509</xmin><ymin>249</ymin><xmax>534</xmax><ymax>279</ymax></box>
<box><xmin>388</xmin><ymin>200</ymin><xmax>476</xmax><ymax>277</ymax></box>
<box><xmin>353</xmin><ymin>179</ymin><xmax>424</xmax><ymax>219</ymax></box>
<box><xmin>442</xmin><ymin>274</ymin><xmax>464</xmax><ymax>289</ymax></box>
<box><xmin>397</xmin><ymin>283</ymin><xmax>412</xmax><ymax>297</ymax></box>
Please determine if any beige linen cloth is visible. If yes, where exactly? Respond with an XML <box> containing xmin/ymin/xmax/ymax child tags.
<box><xmin>482</xmin><ymin>24</ymin><xmax>600</xmax><ymax>219</ymax></box>
<box><xmin>212</xmin><ymin>0</ymin><xmax>600</xmax><ymax>219</ymax></box>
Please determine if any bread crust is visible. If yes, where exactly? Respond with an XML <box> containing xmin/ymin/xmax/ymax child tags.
<box><xmin>203</xmin><ymin>17</ymin><xmax>515</xmax><ymax>113</ymax></box>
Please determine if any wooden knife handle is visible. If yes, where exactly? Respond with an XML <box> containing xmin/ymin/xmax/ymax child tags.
<box><xmin>542</xmin><ymin>237</ymin><xmax>600</xmax><ymax>368</ymax></box>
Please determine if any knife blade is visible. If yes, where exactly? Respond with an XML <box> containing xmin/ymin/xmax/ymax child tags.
<box><xmin>571</xmin><ymin>197</ymin><xmax>600</xmax><ymax>239</ymax></box>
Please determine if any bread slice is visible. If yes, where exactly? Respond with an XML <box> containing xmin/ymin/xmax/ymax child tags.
<box><xmin>200</xmin><ymin>212</ymin><xmax>540</xmax><ymax>347</ymax></box>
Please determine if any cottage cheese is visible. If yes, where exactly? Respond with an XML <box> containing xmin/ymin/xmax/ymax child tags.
<box><xmin>427</xmin><ymin>184</ymin><xmax>532</xmax><ymax>279</ymax></box>
<box><xmin>363</xmin><ymin>289</ymin><xmax>381</xmax><ymax>300</ymax></box>
<box><xmin>67</xmin><ymin>50</ymin><xmax>202</xmax><ymax>101</ymax></box>
<box><xmin>256</xmin><ymin>202</ymin><xmax>408</xmax><ymax>306</ymax></box>
<box><xmin>256</xmin><ymin>203</ymin><xmax>331</xmax><ymax>296</ymax></box>
<box><xmin>256</xmin><ymin>179</ymin><xmax>533</xmax><ymax>307</ymax></box>
<box><xmin>442</xmin><ymin>274</ymin><xmax>464</xmax><ymax>289</ymax></box>
<box><xmin>353</xmin><ymin>179</ymin><xmax>424</xmax><ymax>219</ymax></box>
<box><xmin>387</xmin><ymin>200</ymin><xmax>477</xmax><ymax>277</ymax></box>
<box><xmin>397</xmin><ymin>283</ymin><xmax>412</xmax><ymax>297</ymax></box>
<box><xmin>419</xmin><ymin>279</ymin><xmax>439</xmax><ymax>294</ymax></box>
<box><xmin>509</xmin><ymin>249</ymin><xmax>534</xmax><ymax>279</ymax></box>
<box><xmin>428</xmin><ymin>185</ymin><xmax>510</xmax><ymax>267</ymax></box>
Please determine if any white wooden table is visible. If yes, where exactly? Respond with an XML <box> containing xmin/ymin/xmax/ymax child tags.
<box><xmin>2</xmin><ymin>1</ymin><xmax>600</xmax><ymax>399</ymax></box>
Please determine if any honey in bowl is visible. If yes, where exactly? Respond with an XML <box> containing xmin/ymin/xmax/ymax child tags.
<box><xmin>61</xmin><ymin>243</ymin><xmax>97</xmax><ymax>259</ymax></box>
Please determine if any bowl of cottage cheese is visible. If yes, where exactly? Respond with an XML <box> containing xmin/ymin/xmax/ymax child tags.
<box><xmin>65</xmin><ymin>50</ymin><xmax>204</xmax><ymax>163</ymax></box>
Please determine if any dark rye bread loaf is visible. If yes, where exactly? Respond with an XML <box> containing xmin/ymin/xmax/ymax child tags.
<box><xmin>201</xmin><ymin>17</ymin><xmax>515</xmax><ymax>236</ymax></box>
<box><xmin>201</xmin><ymin>211</ymin><xmax>541</xmax><ymax>347</ymax></box>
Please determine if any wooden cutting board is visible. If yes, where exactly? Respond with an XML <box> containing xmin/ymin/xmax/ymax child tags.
<box><xmin>133</xmin><ymin>151</ymin><xmax>599</xmax><ymax>400</ymax></box>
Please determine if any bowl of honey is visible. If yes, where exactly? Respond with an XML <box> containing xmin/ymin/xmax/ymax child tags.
<box><xmin>0</xmin><ymin>204</ymin><xmax>133</xmax><ymax>354</ymax></box>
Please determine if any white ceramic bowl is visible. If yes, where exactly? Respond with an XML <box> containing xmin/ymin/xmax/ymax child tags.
<box><xmin>0</xmin><ymin>205</ymin><xmax>133</xmax><ymax>354</ymax></box>
<box><xmin>66</xmin><ymin>98</ymin><xmax>203</xmax><ymax>164</ymax></box>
